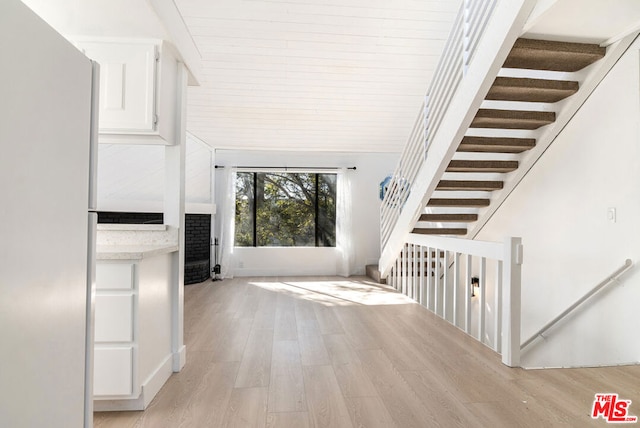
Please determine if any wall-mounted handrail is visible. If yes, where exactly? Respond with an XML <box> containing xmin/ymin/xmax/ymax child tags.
<box><xmin>520</xmin><ymin>259</ymin><xmax>634</xmax><ymax>350</ymax></box>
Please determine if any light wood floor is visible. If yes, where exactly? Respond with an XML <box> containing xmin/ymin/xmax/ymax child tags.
<box><xmin>95</xmin><ymin>276</ymin><xmax>640</xmax><ymax>427</ymax></box>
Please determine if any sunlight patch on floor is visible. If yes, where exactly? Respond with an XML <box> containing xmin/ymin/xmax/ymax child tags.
<box><xmin>248</xmin><ymin>278</ymin><xmax>415</xmax><ymax>306</ymax></box>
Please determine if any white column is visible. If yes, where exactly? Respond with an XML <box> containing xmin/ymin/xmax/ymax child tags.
<box><xmin>427</xmin><ymin>247</ymin><xmax>433</xmax><ymax>310</ymax></box>
<box><xmin>478</xmin><ymin>256</ymin><xmax>486</xmax><ymax>343</ymax></box>
<box><xmin>494</xmin><ymin>260</ymin><xmax>503</xmax><ymax>352</ymax></box>
<box><xmin>419</xmin><ymin>245</ymin><xmax>425</xmax><ymax>305</ymax></box>
<box><xmin>443</xmin><ymin>250</ymin><xmax>450</xmax><ymax>321</ymax></box>
<box><xmin>501</xmin><ymin>237</ymin><xmax>522</xmax><ymax>367</ymax></box>
<box><xmin>210</xmin><ymin>149</ymin><xmax>216</xmax><ymax>277</ymax></box>
<box><xmin>452</xmin><ymin>252</ymin><xmax>460</xmax><ymax>327</ymax></box>
<box><xmin>465</xmin><ymin>254</ymin><xmax>472</xmax><ymax>333</ymax></box>
<box><xmin>434</xmin><ymin>247</ymin><xmax>441</xmax><ymax>316</ymax></box>
<box><xmin>165</xmin><ymin>62</ymin><xmax>188</xmax><ymax>372</ymax></box>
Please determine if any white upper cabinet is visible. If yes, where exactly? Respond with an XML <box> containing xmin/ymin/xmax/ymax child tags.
<box><xmin>86</xmin><ymin>41</ymin><xmax>156</xmax><ymax>133</ymax></box>
<box><xmin>77</xmin><ymin>38</ymin><xmax>179</xmax><ymax>145</ymax></box>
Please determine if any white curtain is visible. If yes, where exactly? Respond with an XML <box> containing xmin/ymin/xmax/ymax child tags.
<box><xmin>336</xmin><ymin>168</ymin><xmax>355</xmax><ymax>277</ymax></box>
<box><xmin>218</xmin><ymin>167</ymin><xmax>237</xmax><ymax>278</ymax></box>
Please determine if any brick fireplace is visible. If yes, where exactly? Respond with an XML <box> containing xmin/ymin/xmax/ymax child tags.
<box><xmin>98</xmin><ymin>212</ymin><xmax>211</xmax><ymax>284</ymax></box>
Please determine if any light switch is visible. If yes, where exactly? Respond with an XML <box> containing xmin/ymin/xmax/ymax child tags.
<box><xmin>607</xmin><ymin>207</ymin><xmax>616</xmax><ymax>223</ymax></box>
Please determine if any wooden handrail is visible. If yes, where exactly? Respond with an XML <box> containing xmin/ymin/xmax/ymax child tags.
<box><xmin>520</xmin><ymin>259</ymin><xmax>633</xmax><ymax>350</ymax></box>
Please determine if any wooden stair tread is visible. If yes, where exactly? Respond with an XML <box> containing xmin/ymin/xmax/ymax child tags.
<box><xmin>458</xmin><ymin>136</ymin><xmax>536</xmax><ymax>153</ymax></box>
<box><xmin>503</xmin><ymin>38</ymin><xmax>605</xmax><ymax>72</ymax></box>
<box><xmin>447</xmin><ymin>159</ymin><xmax>518</xmax><ymax>173</ymax></box>
<box><xmin>437</xmin><ymin>180</ymin><xmax>503</xmax><ymax>191</ymax></box>
<box><xmin>487</xmin><ymin>77</ymin><xmax>579</xmax><ymax>103</ymax></box>
<box><xmin>419</xmin><ymin>213</ymin><xmax>478</xmax><ymax>222</ymax></box>
<box><xmin>412</xmin><ymin>228</ymin><xmax>468</xmax><ymax>235</ymax></box>
<box><xmin>404</xmin><ymin>38</ymin><xmax>599</xmax><ymax>247</ymax></box>
<box><xmin>427</xmin><ymin>198</ymin><xmax>490</xmax><ymax>207</ymax></box>
<box><xmin>472</xmin><ymin>109</ymin><xmax>555</xmax><ymax>130</ymax></box>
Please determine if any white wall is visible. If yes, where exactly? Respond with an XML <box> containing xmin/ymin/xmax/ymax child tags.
<box><xmin>97</xmin><ymin>135</ymin><xmax>213</xmax><ymax>213</ymax></box>
<box><xmin>97</xmin><ymin>144</ymin><xmax>165</xmax><ymax>209</ymax></box>
<box><xmin>215</xmin><ymin>150</ymin><xmax>398</xmax><ymax>277</ymax></box>
<box><xmin>476</xmin><ymin>40</ymin><xmax>640</xmax><ymax>368</ymax></box>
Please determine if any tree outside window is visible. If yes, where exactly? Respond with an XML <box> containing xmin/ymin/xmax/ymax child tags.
<box><xmin>235</xmin><ymin>172</ymin><xmax>336</xmax><ymax>247</ymax></box>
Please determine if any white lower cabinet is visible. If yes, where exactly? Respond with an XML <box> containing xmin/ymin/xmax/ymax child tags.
<box><xmin>95</xmin><ymin>294</ymin><xmax>134</xmax><ymax>342</ymax></box>
<box><xmin>93</xmin><ymin>347</ymin><xmax>133</xmax><ymax>396</ymax></box>
<box><xmin>95</xmin><ymin>262</ymin><xmax>135</xmax><ymax>290</ymax></box>
<box><xmin>93</xmin><ymin>253</ymin><xmax>174</xmax><ymax>411</ymax></box>
<box><xmin>93</xmin><ymin>262</ymin><xmax>137</xmax><ymax>399</ymax></box>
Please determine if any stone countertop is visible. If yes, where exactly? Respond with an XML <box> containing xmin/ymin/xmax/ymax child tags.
<box><xmin>96</xmin><ymin>243</ymin><xmax>179</xmax><ymax>261</ymax></box>
<box><xmin>96</xmin><ymin>224</ymin><xmax>179</xmax><ymax>260</ymax></box>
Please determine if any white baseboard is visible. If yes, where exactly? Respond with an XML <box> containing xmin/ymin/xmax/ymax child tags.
<box><xmin>173</xmin><ymin>345</ymin><xmax>187</xmax><ymax>372</ymax></box>
<box><xmin>234</xmin><ymin>267</ymin><xmax>337</xmax><ymax>277</ymax></box>
<box><xmin>94</xmin><ymin>353</ymin><xmax>174</xmax><ymax>412</ymax></box>
<box><xmin>94</xmin><ymin>396</ymin><xmax>144</xmax><ymax>412</ymax></box>
<box><xmin>233</xmin><ymin>267</ymin><xmax>367</xmax><ymax>277</ymax></box>
<box><xmin>141</xmin><ymin>354</ymin><xmax>174</xmax><ymax>408</ymax></box>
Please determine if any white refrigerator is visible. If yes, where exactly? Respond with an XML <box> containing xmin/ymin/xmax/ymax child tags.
<box><xmin>0</xmin><ymin>1</ymin><xmax>98</xmax><ymax>427</ymax></box>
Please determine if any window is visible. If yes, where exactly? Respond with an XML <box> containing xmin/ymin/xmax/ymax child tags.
<box><xmin>235</xmin><ymin>172</ymin><xmax>336</xmax><ymax>247</ymax></box>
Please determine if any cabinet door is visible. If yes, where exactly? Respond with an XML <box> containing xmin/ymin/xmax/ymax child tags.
<box><xmin>94</xmin><ymin>294</ymin><xmax>134</xmax><ymax>342</ymax></box>
<box><xmin>96</xmin><ymin>263</ymin><xmax>134</xmax><ymax>290</ymax></box>
<box><xmin>79</xmin><ymin>41</ymin><xmax>157</xmax><ymax>133</ymax></box>
<box><xmin>94</xmin><ymin>347</ymin><xmax>133</xmax><ymax>396</ymax></box>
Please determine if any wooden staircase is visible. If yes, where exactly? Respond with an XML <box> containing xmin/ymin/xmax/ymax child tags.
<box><xmin>414</xmin><ymin>38</ymin><xmax>605</xmax><ymax>237</ymax></box>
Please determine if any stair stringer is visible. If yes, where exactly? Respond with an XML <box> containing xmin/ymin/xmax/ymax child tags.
<box><xmin>467</xmin><ymin>31</ymin><xmax>640</xmax><ymax>240</ymax></box>
<box><xmin>379</xmin><ymin>0</ymin><xmax>537</xmax><ymax>278</ymax></box>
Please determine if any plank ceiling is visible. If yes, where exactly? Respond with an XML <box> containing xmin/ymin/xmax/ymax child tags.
<box><xmin>174</xmin><ymin>0</ymin><xmax>463</xmax><ymax>153</ymax></box>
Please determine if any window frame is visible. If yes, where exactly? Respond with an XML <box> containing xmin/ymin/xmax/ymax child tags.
<box><xmin>234</xmin><ymin>171</ymin><xmax>336</xmax><ymax>248</ymax></box>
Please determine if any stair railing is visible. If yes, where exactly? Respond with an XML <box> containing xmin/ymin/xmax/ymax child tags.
<box><xmin>388</xmin><ymin>233</ymin><xmax>523</xmax><ymax>367</ymax></box>
<box><xmin>379</xmin><ymin>0</ymin><xmax>535</xmax><ymax>278</ymax></box>
<box><xmin>380</xmin><ymin>100</ymin><xmax>427</xmax><ymax>249</ymax></box>
<box><xmin>380</xmin><ymin>0</ymin><xmax>498</xmax><ymax>253</ymax></box>
<box><xmin>520</xmin><ymin>259</ymin><xmax>634</xmax><ymax>350</ymax></box>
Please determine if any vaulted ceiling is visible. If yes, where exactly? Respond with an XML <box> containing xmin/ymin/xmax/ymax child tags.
<box><xmin>173</xmin><ymin>0</ymin><xmax>462</xmax><ymax>153</ymax></box>
<box><xmin>21</xmin><ymin>0</ymin><xmax>640</xmax><ymax>154</ymax></box>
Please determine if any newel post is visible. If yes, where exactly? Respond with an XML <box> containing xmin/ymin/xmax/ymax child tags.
<box><xmin>501</xmin><ymin>237</ymin><xmax>522</xmax><ymax>367</ymax></box>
